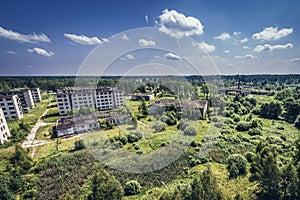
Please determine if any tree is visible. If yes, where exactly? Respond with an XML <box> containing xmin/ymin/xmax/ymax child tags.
<box><xmin>74</xmin><ymin>139</ymin><xmax>86</xmax><ymax>150</ymax></box>
<box><xmin>294</xmin><ymin>115</ymin><xmax>300</xmax><ymax>129</ymax></box>
<box><xmin>283</xmin><ymin>98</ymin><xmax>300</xmax><ymax>123</ymax></box>
<box><xmin>281</xmin><ymin>163</ymin><xmax>298</xmax><ymax>200</ymax></box>
<box><xmin>260</xmin><ymin>101</ymin><xmax>282</xmax><ymax>119</ymax></box>
<box><xmin>124</xmin><ymin>180</ymin><xmax>141</xmax><ymax>196</ymax></box>
<box><xmin>226</xmin><ymin>154</ymin><xmax>248</xmax><ymax>179</ymax></box>
<box><xmin>138</xmin><ymin>100</ymin><xmax>148</xmax><ymax>116</ymax></box>
<box><xmin>88</xmin><ymin>170</ymin><xmax>123</xmax><ymax>200</ymax></box>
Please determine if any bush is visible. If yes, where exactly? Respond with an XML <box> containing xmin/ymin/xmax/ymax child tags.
<box><xmin>248</xmin><ymin>128</ymin><xmax>262</xmax><ymax>136</ymax></box>
<box><xmin>152</xmin><ymin>122</ymin><xmax>166</xmax><ymax>132</ymax></box>
<box><xmin>294</xmin><ymin>115</ymin><xmax>300</xmax><ymax>129</ymax></box>
<box><xmin>74</xmin><ymin>139</ymin><xmax>86</xmax><ymax>150</ymax></box>
<box><xmin>226</xmin><ymin>154</ymin><xmax>248</xmax><ymax>179</ymax></box>
<box><xmin>127</xmin><ymin>134</ymin><xmax>138</xmax><ymax>143</ymax></box>
<box><xmin>183</xmin><ymin>126</ymin><xmax>197</xmax><ymax>136</ymax></box>
<box><xmin>236</xmin><ymin>122</ymin><xmax>250</xmax><ymax>132</ymax></box>
<box><xmin>124</xmin><ymin>180</ymin><xmax>141</xmax><ymax>196</ymax></box>
<box><xmin>245</xmin><ymin>151</ymin><xmax>255</xmax><ymax>162</ymax></box>
<box><xmin>178</xmin><ymin>119</ymin><xmax>189</xmax><ymax>131</ymax></box>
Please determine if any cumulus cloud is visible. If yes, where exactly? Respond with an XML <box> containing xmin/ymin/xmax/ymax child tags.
<box><xmin>28</xmin><ymin>47</ymin><xmax>54</xmax><ymax>57</ymax></box>
<box><xmin>4</xmin><ymin>50</ymin><xmax>17</xmax><ymax>55</ymax></box>
<box><xmin>195</xmin><ymin>41</ymin><xmax>216</xmax><ymax>52</ymax></box>
<box><xmin>158</xmin><ymin>9</ymin><xmax>204</xmax><ymax>38</ymax></box>
<box><xmin>243</xmin><ymin>45</ymin><xmax>250</xmax><ymax>49</ymax></box>
<box><xmin>233</xmin><ymin>32</ymin><xmax>241</xmax><ymax>36</ymax></box>
<box><xmin>102</xmin><ymin>38</ymin><xmax>109</xmax><ymax>43</ymax></box>
<box><xmin>223</xmin><ymin>50</ymin><xmax>230</xmax><ymax>53</ymax></box>
<box><xmin>214</xmin><ymin>32</ymin><xmax>231</xmax><ymax>40</ymax></box>
<box><xmin>253</xmin><ymin>43</ymin><xmax>293</xmax><ymax>52</ymax></box>
<box><xmin>252</xmin><ymin>27</ymin><xmax>293</xmax><ymax>41</ymax></box>
<box><xmin>240</xmin><ymin>37</ymin><xmax>248</xmax><ymax>43</ymax></box>
<box><xmin>235</xmin><ymin>54</ymin><xmax>257</xmax><ymax>59</ymax></box>
<box><xmin>139</xmin><ymin>39</ymin><xmax>156</xmax><ymax>46</ymax></box>
<box><xmin>64</xmin><ymin>33</ymin><xmax>102</xmax><ymax>45</ymax></box>
<box><xmin>121</xmin><ymin>34</ymin><xmax>129</xmax><ymax>40</ymax></box>
<box><xmin>0</xmin><ymin>26</ymin><xmax>50</xmax><ymax>43</ymax></box>
<box><xmin>164</xmin><ymin>52</ymin><xmax>182</xmax><ymax>60</ymax></box>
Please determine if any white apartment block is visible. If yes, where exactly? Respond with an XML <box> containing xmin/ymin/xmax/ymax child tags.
<box><xmin>0</xmin><ymin>95</ymin><xmax>23</xmax><ymax>120</ymax></box>
<box><xmin>0</xmin><ymin>89</ymin><xmax>35</xmax><ymax>112</ymax></box>
<box><xmin>30</xmin><ymin>88</ymin><xmax>42</xmax><ymax>102</ymax></box>
<box><xmin>56</xmin><ymin>87</ymin><xmax>124</xmax><ymax>115</ymax></box>
<box><xmin>0</xmin><ymin>107</ymin><xmax>10</xmax><ymax>144</ymax></box>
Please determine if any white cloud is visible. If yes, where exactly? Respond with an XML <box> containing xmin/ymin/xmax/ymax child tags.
<box><xmin>28</xmin><ymin>47</ymin><xmax>54</xmax><ymax>57</ymax></box>
<box><xmin>64</xmin><ymin>33</ymin><xmax>102</xmax><ymax>45</ymax></box>
<box><xmin>235</xmin><ymin>54</ymin><xmax>257</xmax><ymax>59</ymax></box>
<box><xmin>102</xmin><ymin>38</ymin><xmax>109</xmax><ymax>43</ymax></box>
<box><xmin>138</xmin><ymin>39</ymin><xmax>156</xmax><ymax>46</ymax></box>
<box><xmin>240</xmin><ymin>37</ymin><xmax>248</xmax><ymax>43</ymax></box>
<box><xmin>4</xmin><ymin>50</ymin><xmax>17</xmax><ymax>55</ymax></box>
<box><xmin>290</xmin><ymin>57</ymin><xmax>300</xmax><ymax>62</ymax></box>
<box><xmin>233</xmin><ymin>32</ymin><xmax>241</xmax><ymax>36</ymax></box>
<box><xmin>196</xmin><ymin>41</ymin><xmax>216</xmax><ymax>52</ymax></box>
<box><xmin>145</xmin><ymin>15</ymin><xmax>148</xmax><ymax>23</ymax></box>
<box><xmin>0</xmin><ymin>26</ymin><xmax>50</xmax><ymax>43</ymax></box>
<box><xmin>243</xmin><ymin>45</ymin><xmax>250</xmax><ymax>49</ymax></box>
<box><xmin>158</xmin><ymin>9</ymin><xmax>204</xmax><ymax>38</ymax></box>
<box><xmin>164</xmin><ymin>52</ymin><xmax>182</xmax><ymax>60</ymax></box>
<box><xmin>214</xmin><ymin>32</ymin><xmax>231</xmax><ymax>40</ymax></box>
<box><xmin>244</xmin><ymin>54</ymin><xmax>257</xmax><ymax>59</ymax></box>
<box><xmin>121</xmin><ymin>34</ymin><xmax>129</xmax><ymax>40</ymax></box>
<box><xmin>223</xmin><ymin>50</ymin><xmax>230</xmax><ymax>53</ymax></box>
<box><xmin>120</xmin><ymin>54</ymin><xmax>136</xmax><ymax>61</ymax></box>
<box><xmin>252</xmin><ymin>26</ymin><xmax>293</xmax><ymax>41</ymax></box>
<box><xmin>253</xmin><ymin>43</ymin><xmax>293</xmax><ymax>52</ymax></box>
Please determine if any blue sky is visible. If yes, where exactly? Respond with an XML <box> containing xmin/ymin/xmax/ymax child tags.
<box><xmin>0</xmin><ymin>0</ymin><xmax>299</xmax><ymax>75</ymax></box>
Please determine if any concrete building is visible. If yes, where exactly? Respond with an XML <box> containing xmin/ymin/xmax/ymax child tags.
<box><xmin>0</xmin><ymin>107</ymin><xmax>10</xmax><ymax>144</ymax></box>
<box><xmin>56</xmin><ymin>86</ymin><xmax>124</xmax><ymax>116</ymax></box>
<box><xmin>30</xmin><ymin>88</ymin><xmax>42</xmax><ymax>102</ymax></box>
<box><xmin>0</xmin><ymin>95</ymin><xmax>23</xmax><ymax>120</ymax></box>
<box><xmin>0</xmin><ymin>89</ymin><xmax>35</xmax><ymax>112</ymax></box>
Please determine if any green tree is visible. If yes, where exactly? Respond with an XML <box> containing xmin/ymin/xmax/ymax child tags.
<box><xmin>281</xmin><ymin>163</ymin><xmax>298</xmax><ymax>200</ymax></box>
<box><xmin>124</xmin><ymin>180</ymin><xmax>141</xmax><ymax>196</ymax></box>
<box><xmin>226</xmin><ymin>154</ymin><xmax>248</xmax><ymax>179</ymax></box>
<box><xmin>74</xmin><ymin>139</ymin><xmax>86</xmax><ymax>150</ymax></box>
<box><xmin>88</xmin><ymin>170</ymin><xmax>123</xmax><ymax>200</ymax></box>
<box><xmin>260</xmin><ymin>101</ymin><xmax>282</xmax><ymax>119</ymax></box>
<box><xmin>138</xmin><ymin>100</ymin><xmax>148</xmax><ymax>116</ymax></box>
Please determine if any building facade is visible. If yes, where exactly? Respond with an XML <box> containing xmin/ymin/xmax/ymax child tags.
<box><xmin>0</xmin><ymin>89</ymin><xmax>35</xmax><ymax>112</ymax></box>
<box><xmin>0</xmin><ymin>107</ymin><xmax>11</xmax><ymax>144</ymax></box>
<box><xmin>56</xmin><ymin>87</ymin><xmax>124</xmax><ymax>115</ymax></box>
<box><xmin>0</xmin><ymin>95</ymin><xmax>23</xmax><ymax>120</ymax></box>
<box><xmin>30</xmin><ymin>88</ymin><xmax>42</xmax><ymax>102</ymax></box>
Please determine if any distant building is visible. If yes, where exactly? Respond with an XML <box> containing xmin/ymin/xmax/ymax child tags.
<box><xmin>0</xmin><ymin>107</ymin><xmax>10</xmax><ymax>144</ymax></box>
<box><xmin>0</xmin><ymin>95</ymin><xmax>23</xmax><ymax>120</ymax></box>
<box><xmin>0</xmin><ymin>89</ymin><xmax>35</xmax><ymax>112</ymax></box>
<box><xmin>131</xmin><ymin>93</ymin><xmax>155</xmax><ymax>101</ymax></box>
<box><xmin>30</xmin><ymin>88</ymin><xmax>42</xmax><ymax>102</ymax></box>
<box><xmin>149</xmin><ymin>99</ymin><xmax>208</xmax><ymax>119</ymax></box>
<box><xmin>56</xmin><ymin>86</ymin><xmax>124</xmax><ymax>116</ymax></box>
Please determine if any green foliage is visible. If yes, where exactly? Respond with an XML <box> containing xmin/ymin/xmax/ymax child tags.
<box><xmin>124</xmin><ymin>180</ymin><xmax>141</xmax><ymax>196</ymax></box>
<box><xmin>294</xmin><ymin>115</ymin><xmax>300</xmax><ymax>129</ymax></box>
<box><xmin>283</xmin><ymin>98</ymin><xmax>300</xmax><ymax>123</ymax></box>
<box><xmin>236</xmin><ymin>122</ymin><xmax>250</xmax><ymax>132</ymax></box>
<box><xmin>138</xmin><ymin>100</ymin><xmax>148</xmax><ymax>116</ymax></box>
<box><xmin>226</xmin><ymin>154</ymin><xmax>248</xmax><ymax>179</ymax></box>
<box><xmin>88</xmin><ymin>170</ymin><xmax>124</xmax><ymax>200</ymax></box>
<box><xmin>10</xmin><ymin>145</ymin><xmax>33</xmax><ymax>173</ymax></box>
<box><xmin>183</xmin><ymin>126</ymin><xmax>197</xmax><ymax>136</ymax></box>
<box><xmin>152</xmin><ymin>122</ymin><xmax>166</xmax><ymax>132</ymax></box>
<box><xmin>260</xmin><ymin>101</ymin><xmax>282</xmax><ymax>119</ymax></box>
<box><xmin>275</xmin><ymin>88</ymin><xmax>293</xmax><ymax>101</ymax></box>
<box><xmin>74</xmin><ymin>139</ymin><xmax>86</xmax><ymax>150</ymax></box>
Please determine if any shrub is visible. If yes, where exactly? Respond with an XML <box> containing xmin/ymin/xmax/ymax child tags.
<box><xmin>248</xmin><ymin>128</ymin><xmax>262</xmax><ymax>136</ymax></box>
<box><xmin>124</xmin><ymin>180</ymin><xmax>141</xmax><ymax>196</ymax></box>
<box><xmin>183</xmin><ymin>126</ymin><xmax>197</xmax><ymax>136</ymax></box>
<box><xmin>74</xmin><ymin>139</ymin><xmax>86</xmax><ymax>150</ymax></box>
<box><xmin>127</xmin><ymin>134</ymin><xmax>138</xmax><ymax>143</ymax></box>
<box><xmin>232</xmin><ymin>114</ymin><xmax>240</xmax><ymax>122</ymax></box>
<box><xmin>178</xmin><ymin>119</ymin><xmax>189</xmax><ymax>131</ymax></box>
<box><xmin>236</xmin><ymin>122</ymin><xmax>250</xmax><ymax>132</ymax></box>
<box><xmin>119</xmin><ymin>136</ymin><xmax>128</xmax><ymax>145</ymax></box>
<box><xmin>294</xmin><ymin>115</ymin><xmax>300</xmax><ymax>129</ymax></box>
<box><xmin>226</xmin><ymin>154</ymin><xmax>248</xmax><ymax>179</ymax></box>
<box><xmin>152</xmin><ymin>122</ymin><xmax>166</xmax><ymax>132</ymax></box>
<box><xmin>245</xmin><ymin>151</ymin><xmax>255</xmax><ymax>162</ymax></box>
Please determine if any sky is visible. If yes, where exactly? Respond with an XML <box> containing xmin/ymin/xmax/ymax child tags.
<box><xmin>0</xmin><ymin>0</ymin><xmax>300</xmax><ymax>76</ymax></box>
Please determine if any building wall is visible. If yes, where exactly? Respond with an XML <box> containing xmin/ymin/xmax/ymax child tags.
<box><xmin>0</xmin><ymin>95</ymin><xmax>23</xmax><ymax>120</ymax></box>
<box><xmin>0</xmin><ymin>107</ymin><xmax>11</xmax><ymax>144</ymax></box>
<box><xmin>0</xmin><ymin>89</ymin><xmax>35</xmax><ymax>112</ymax></box>
<box><xmin>56</xmin><ymin>87</ymin><xmax>124</xmax><ymax>116</ymax></box>
<box><xmin>30</xmin><ymin>88</ymin><xmax>42</xmax><ymax>102</ymax></box>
